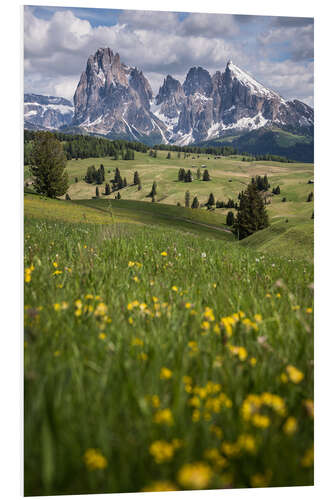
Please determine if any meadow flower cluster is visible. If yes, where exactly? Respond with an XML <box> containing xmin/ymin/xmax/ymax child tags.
<box><xmin>24</xmin><ymin>219</ymin><xmax>314</xmax><ymax>495</ymax></box>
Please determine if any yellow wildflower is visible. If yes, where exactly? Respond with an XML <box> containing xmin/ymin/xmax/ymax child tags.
<box><xmin>306</xmin><ymin>307</ymin><xmax>313</xmax><ymax>314</ymax></box>
<box><xmin>53</xmin><ymin>270</ymin><xmax>62</xmax><ymax>275</ymax></box>
<box><xmin>153</xmin><ymin>408</ymin><xmax>173</xmax><ymax>425</ymax></box>
<box><xmin>160</xmin><ymin>251</ymin><xmax>168</xmax><ymax>256</ymax></box>
<box><xmin>283</xmin><ymin>417</ymin><xmax>298</xmax><ymax>435</ymax></box>
<box><xmin>53</xmin><ymin>350</ymin><xmax>61</xmax><ymax>357</ymax></box>
<box><xmin>83</xmin><ymin>449</ymin><xmax>107</xmax><ymax>470</ymax></box>
<box><xmin>53</xmin><ymin>262</ymin><xmax>58</xmax><ymax>268</ymax></box>
<box><xmin>151</xmin><ymin>395</ymin><xmax>160</xmax><ymax>408</ymax></box>
<box><xmin>286</xmin><ymin>365</ymin><xmax>304</xmax><ymax>384</ymax></box>
<box><xmin>192</xmin><ymin>409</ymin><xmax>200</xmax><ymax>422</ymax></box>
<box><xmin>128</xmin><ymin>261</ymin><xmax>135</xmax><ymax>267</ymax></box>
<box><xmin>128</xmin><ymin>317</ymin><xmax>133</xmax><ymax>325</ymax></box>
<box><xmin>53</xmin><ymin>303</ymin><xmax>61</xmax><ymax>312</ymax></box>
<box><xmin>252</xmin><ymin>414</ymin><xmax>270</xmax><ymax>428</ymax></box>
<box><xmin>142</xmin><ymin>481</ymin><xmax>178</xmax><ymax>492</ymax></box>
<box><xmin>280</xmin><ymin>372</ymin><xmax>288</xmax><ymax>383</ymax></box>
<box><xmin>301</xmin><ymin>446</ymin><xmax>314</xmax><ymax>467</ymax></box>
<box><xmin>160</xmin><ymin>367</ymin><xmax>173</xmax><ymax>380</ymax></box>
<box><xmin>250</xmin><ymin>357</ymin><xmax>257</xmax><ymax>366</ymax></box>
<box><xmin>94</xmin><ymin>302</ymin><xmax>108</xmax><ymax>317</ymax></box>
<box><xmin>183</xmin><ymin>375</ymin><xmax>192</xmax><ymax>385</ymax></box>
<box><xmin>149</xmin><ymin>440</ymin><xmax>174</xmax><ymax>463</ymax></box>
<box><xmin>133</xmin><ymin>276</ymin><xmax>139</xmax><ymax>283</ymax></box>
<box><xmin>171</xmin><ymin>285</ymin><xmax>178</xmax><ymax>292</ymax></box>
<box><xmin>201</xmin><ymin>321</ymin><xmax>210</xmax><ymax>331</ymax></box>
<box><xmin>250</xmin><ymin>471</ymin><xmax>271</xmax><ymax>488</ymax></box>
<box><xmin>221</xmin><ymin>442</ymin><xmax>241</xmax><ymax>457</ymax></box>
<box><xmin>292</xmin><ymin>305</ymin><xmax>300</xmax><ymax>311</ymax></box>
<box><xmin>178</xmin><ymin>462</ymin><xmax>212</xmax><ymax>489</ymax></box>
<box><xmin>238</xmin><ymin>434</ymin><xmax>256</xmax><ymax>453</ymax></box>
<box><xmin>99</xmin><ymin>333</ymin><xmax>106</xmax><ymax>340</ymax></box>
<box><xmin>303</xmin><ymin>399</ymin><xmax>314</xmax><ymax>418</ymax></box>
<box><xmin>204</xmin><ymin>307</ymin><xmax>215</xmax><ymax>322</ymax></box>
<box><xmin>254</xmin><ymin>314</ymin><xmax>262</xmax><ymax>323</ymax></box>
<box><xmin>131</xmin><ymin>337</ymin><xmax>144</xmax><ymax>346</ymax></box>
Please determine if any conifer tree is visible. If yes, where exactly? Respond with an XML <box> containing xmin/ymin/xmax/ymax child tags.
<box><xmin>134</xmin><ymin>171</ymin><xmax>140</xmax><ymax>185</ymax></box>
<box><xmin>96</xmin><ymin>186</ymin><xmax>100</xmax><ymax>198</ymax></box>
<box><xmin>150</xmin><ymin>181</ymin><xmax>157</xmax><ymax>198</ymax></box>
<box><xmin>234</xmin><ymin>183</ymin><xmax>269</xmax><ymax>240</ymax></box>
<box><xmin>138</xmin><ymin>179</ymin><xmax>142</xmax><ymax>191</ymax></box>
<box><xmin>65</xmin><ymin>193</ymin><xmax>71</xmax><ymax>200</ymax></box>
<box><xmin>207</xmin><ymin>193</ymin><xmax>215</xmax><ymax>206</ymax></box>
<box><xmin>197</xmin><ymin>168</ymin><xmax>201</xmax><ymax>180</ymax></box>
<box><xmin>203</xmin><ymin>169</ymin><xmax>210</xmax><ymax>181</ymax></box>
<box><xmin>191</xmin><ymin>196</ymin><xmax>199</xmax><ymax>209</ymax></box>
<box><xmin>104</xmin><ymin>183</ymin><xmax>111</xmax><ymax>195</ymax></box>
<box><xmin>30</xmin><ymin>131</ymin><xmax>69</xmax><ymax>198</ymax></box>
<box><xmin>226</xmin><ymin>211</ymin><xmax>235</xmax><ymax>226</ymax></box>
<box><xmin>167</xmin><ymin>152</ymin><xmax>171</xmax><ymax>159</ymax></box>
<box><xmin>307</xmin><ymin>192</ymin><xmax>314</xmax><ymax>202</ymax></box>
<box><xmin>185</xmin><ymin>190</ymin><xmax>190</xmax><ymax>208</ymax></box>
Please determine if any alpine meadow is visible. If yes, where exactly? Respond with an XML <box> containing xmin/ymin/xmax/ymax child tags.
<box><xmin>24</xmin><ymin>6</ymin><xmax>314</xmax><ymax>497</ymax></box>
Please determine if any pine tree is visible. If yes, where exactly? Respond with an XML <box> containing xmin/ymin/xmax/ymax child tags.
<box><xmin>134</xmin><ymin>171</ymin><xmax>140</xmax><ymax>185</ymax></box>
<box><xmin>151</xmin><ymin>194</ymin><xmax>156</xmax><ymax>202</ymax></box>
<box><xmin>75</xmin><ymin>177</ymin><xmax>78</xmax><ymax>183</ymax></box>
<box><xmin>207</xmin><ymin>193</ymin><xmax>215</xmax><ymax>206</ymax></box>
<box><xmin>116</xmin><ymin>192</ymin><xmax>121</xmax><ymax>200</ymax></box>
<box><xmin>191</xmin><ymin>196</ymin><xmax>199</xmax><ymax>209</ymax></box>
<box><xmin>167</xmin><ymin>152</ymin><xmax>171</xmax><ymax>159</ymax></box>
<box><xmin>96</xmin><ymin>186</ymin><xmax>100</xmax><ymax>198</ymax></box>
<box><xmin>307</xmin><ymin>192</ymin><xmax>314</xmax><ymax>202</ymax></box>
<box><xmin>234</xmin><ymin>183</ymin><xmax>269</xmax><ymax>240</ymax></box>
<box><xmin>185</xmin><ymin>190</ymin><xmax>190</xmax><ymax>208</ymax></box>
<box><xmin>65</xmin><ymin>193</ymin><xmax>71</xmax><ymax>200</ymax></box>
<box><xmin>123</xmin><ymin>177</ymin><xmax>127</xmax><ymax>187</ymax></box>
<box><xmin>150</xmin><ymin>181</ymin><xmax>157</xmax><ymax>198</ymax></box>
<box><xmin>30</xmin><ymin>131</ymin><xmax>69</xmax><ymax>198</ymax></box>
<box><xmin>202</xmin><ymin>169</ymin><xmax>210</xmax><ymax>181</ymax></box>
<box><xmin>104</xmin><ymin>183</ymin><xmax>111</xmax><ymax>195</ymax></box>
<box><xmin>185</xmin><ymin>170</ymin><xmax>193</xmax><ymax>182</ymax></box>
<box><xmin>226</xmin><ymin>211</ymin><xmax>234</xmax><ymax>226</ymax></box>
<box><xmin>178</xmin><ymin>168</ymin><xmax>185</xmax><ymax>182</ymax></box>
<box><xmin>196</xmin><ymin>168</ymin><xmax>201</xmax><ymax>180</ymax></box>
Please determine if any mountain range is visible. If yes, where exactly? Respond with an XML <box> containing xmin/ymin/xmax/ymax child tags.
<box><xmin>24</xmin><ymin>47</ymin><xmax>314</xmax><ymax>159</ymax></box>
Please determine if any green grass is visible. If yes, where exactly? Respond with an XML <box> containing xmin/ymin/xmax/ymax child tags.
<box><xmin>24</xmin><ymin>196</ymin><xmax>314</xmax><ymax>495</ymax></box>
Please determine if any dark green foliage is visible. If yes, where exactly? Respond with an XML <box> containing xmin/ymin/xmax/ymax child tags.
<box><xmin>65</xmin><ymin>193</ymin><xmax>71</xmax><ymax>201</ymax></box>
<box><xmin>191</xmin><ymin>196</ymin><xmax>199</xmax><ymax>209</ymax></box>
<box><xmin>272</xmin><ymin>185</ymin><xmax>281</xmax><ymax>195</ymax></box>
<box><xmin>178</xmin><ymin>168</ymin><xmax>186</xmax><ymax>182</ymax></box>
<box><xmin>207</xmin><ymin>193</ymin><xmax>215</xmax><ymax>207</ymax></box>
<box><xmin>30</xmin><ymin>131</ymin><xmax>69</xmax><ymax>198</ymax></box>
<box><xmin>96</xmin><ymin>186</ymin><xmax>100</xmax><ymax>198</ymax></box>
<box><xmin>149</xmin><ymin>181</ymin><xmax>157</xmax><ymax>198</ymax></box>
<box><xmin>185</xmin><ymin>170</ymin><xmax>193</xmax><ymax>183</ymax></box>
<box><xmin>116</xmin><ymin>192</ymin><xmax>121</xmax><ymax>200</ymax></box>
<box><xmin>282</xmin><ymin>197</ymin><xmax>287</xmax><ymax>202</ymax></box>
<box><xmin>234</xmin><ymin>183</ymin><xmax>269</xmax><ymax>240</ymax></box>
<box><xmin>226</xmin><ymin>211</ymin><xmax>235</xmax><ymax>226</ymax></box>
<box><xmin>202</xmin><ymin>169</ymin><xmax>210</xmax><ymax>181</ymax></box>
<box><xmin>307</xmin><ymin>192</ymin><xmax>314</xmax><ymax>202</ymax></box>
<box><xmin>251</xmin><ymin>175</ymin><xmax>270</xmax><ymax>191</ymax></box>
<box><xmin>133</xmin><ymin>171</ymin><xmax>140</xmax><ymax>185</ymax></box>
<box><xmin>196</xmin><ymin>168</ymin><xmax>201</xmax><ymax>180</ymax></box>
<box><xmin>123</xmin><ymin>178</ymin><xmax>127</xmax><ymax>188</ymax></box>
<box><xmin>75</xmin><ymin>177</ymin><xmax>78</xmax><ymax>183</ymax></box>
<box><xmin>185</xmin><ymin>190</ymin><xmax>190</xmax><ymax>208</ymax></box>
<box><xmin>167</xmin><ymin>152</ymin><xmax>171</xmax><ymax>159</ymax></box>
<box><xmin>104</xmin><ymin>183</ymin><xmax>111</xmax><ymax>195</ymax></box>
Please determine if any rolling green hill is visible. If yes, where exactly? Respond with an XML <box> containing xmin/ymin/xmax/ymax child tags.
<box><xmin>200</xmin><ymin>127</ymin><xmax>314</xmax><ymax>163</ymax></box>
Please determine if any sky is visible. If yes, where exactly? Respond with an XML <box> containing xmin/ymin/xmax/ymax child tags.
<box><xmin>24</xmin><ymin>5</ymin><xmax>314</xmax><ymax>106</ymax></box>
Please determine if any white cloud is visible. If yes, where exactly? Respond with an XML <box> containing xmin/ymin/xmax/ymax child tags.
<box><xmin>24</xmin><ymin>7</ymin><xmax>313</xmax><ymax>106</ymax></box>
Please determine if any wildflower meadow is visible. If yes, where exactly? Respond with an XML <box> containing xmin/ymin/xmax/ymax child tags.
<box><xmin>24</xmin><ymin>211</ymin><xmax>313</xmax><ymax>495</ymax></box>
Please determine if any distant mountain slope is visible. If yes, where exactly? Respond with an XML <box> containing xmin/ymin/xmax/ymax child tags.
<box><xmin>200</xmin><ymin>127</ymin><xmax>314</xmax><ymax>162</ymax></box>
<box><xmin>24</xmin><ymin>93</ymin><xmax>74</xmax><ymax>130</ymax></box>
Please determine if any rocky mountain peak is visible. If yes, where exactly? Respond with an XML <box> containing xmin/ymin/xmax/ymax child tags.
<box><xmin>156</xmin><ymin>75</ymin><xmax>184</xmax><ymax>105</ymax></box>
<box><xmin>183</xmin><ymin>66</ymin><xmax>213</xmax><ymax>97</ymax></box>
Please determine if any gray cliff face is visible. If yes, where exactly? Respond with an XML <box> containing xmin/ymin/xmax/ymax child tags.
<box><xmin>72</xmin><ymin>48</ymin><xmax>163</xmax><ymax>141</ymax></box>
<box><xmin>31</xmin><ymin>49</ymin><xmax>313</xmax><ymax>146</ymax></box>
<box><xmin>24</xmin><ymin>93</ymin><xmax>74</xmax><ymax>130</ymax></box>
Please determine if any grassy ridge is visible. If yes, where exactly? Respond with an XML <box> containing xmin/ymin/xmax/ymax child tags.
<box><xmin>24</xmin><ymin>207</ymin><xmax>313</xmax><ymax>495</ymax></box>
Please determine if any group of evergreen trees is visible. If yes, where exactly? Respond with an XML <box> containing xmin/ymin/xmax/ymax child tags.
<box><xmin>155</xmin><ymin>142</ymin><xmax>237</xmax><ymax>156</ymax></box>
<box><xmin>24</xmin><ymin>130</ymin><xmax>145</xmax><ymax>163</ymax></box>
<box><xmin>133</xmin><ymin>171</ymin><xmax>142</xmax><ymax>191</ymax></box>
<box><xmin>233</xmin><ymin>184</ymin><xmax>269</xmax><ymax>239</ymax></box>
<box><xmin>216</xmin><ymin>198</ymin><xmax>237</xmax><ymax>209</ymax></box>
<box><xmin>241</xmin><ymin>153</ymin><xmax>294</xmax><ymax>163</ymax></box>
<box><xmin>272</xmin><ymin>185</ymin><xmax>281</xmax><ymax>195</ymax></box>
<box><xmin>85</xmin><ymin>164</ymin><xmax>105</xmax><ymax>184</ymax></box>
<box><xmin>251</xmin><ymin>175</ymin><xmax>270</xmax><ymax>191</ymax></box>
<box><xmin>178</xmin><ymin>168</ymin><xmax>210</xmax><ymax>182</ymax></box>
<box><xmin>112</xmin><ymin>167</ymin><xmax>127</xmax><ymax>190</ymax></box>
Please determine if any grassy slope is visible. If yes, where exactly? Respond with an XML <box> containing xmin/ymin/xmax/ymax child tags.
<box><xmin>25</xmin><ymin>150</ymin><xmax>314</xmax><ymax>258</ymax></box>
<box><xmin>24</xmin><ymin>213</ymin><xmax>314</xmax><ymax>495</ymax></box>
